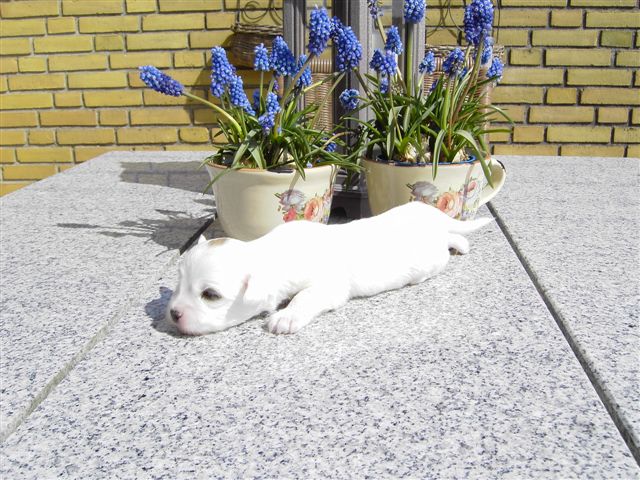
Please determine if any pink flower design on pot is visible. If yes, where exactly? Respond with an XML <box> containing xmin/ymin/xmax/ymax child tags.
<box><xmin>283</xmin><ymin>207</ymin><xmax>298</xmax><ymax>222</ymax></box>
<box><xmin>436</xmin><ymin>191</ymin><xmax>463</xmax><ymax>218</ymax></box>
<box><xmin>464</xmin><ymin>179</ymin><xmax>480</xmax><ymax>200</ymax></box>
<box><xmin>304</xmin><ymin>197</ymin><xmax>324</xmax><ymax>222</ymax></box>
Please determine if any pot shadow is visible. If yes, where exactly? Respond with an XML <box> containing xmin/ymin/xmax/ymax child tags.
<box><xmin>57</xmin><ymin>208</ymin><xmax>214</xmax><ymax>254</ymax></box>
<box><xmin>119</xmin><ymin>161</ymin><xmax>213</xmax><ymax>195</ymax></box>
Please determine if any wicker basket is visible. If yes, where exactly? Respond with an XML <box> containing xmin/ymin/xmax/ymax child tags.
<box><xmin>305</xmin><ymin>58</ymin><xmax>335</xmax><ymax>132</ymax></box>
<box><xmin>225</xmin><ymin>23</ymin><xmax>282</xmax><ymax>68</ymax></box>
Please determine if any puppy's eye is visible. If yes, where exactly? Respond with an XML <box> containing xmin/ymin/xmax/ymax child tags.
<box><xmin>201</xmin><ymin>288</ymin><xmax>221</xmax><ymax>302</ymax></box>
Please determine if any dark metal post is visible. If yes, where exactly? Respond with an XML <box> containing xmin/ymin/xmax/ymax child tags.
<box><xmin>283</xmin><ymin>0</ymin><xmax>306</xmax><ymax>103</ymax></box>
<box><xmin>332</xmin><ymin>0</ymin><xmax>374</xmax><ymax>219</ymax></box>
<box><xmin>283</xmin><ymin>0</ymin><xmax>306</xmax><ymax>57</ymax></box>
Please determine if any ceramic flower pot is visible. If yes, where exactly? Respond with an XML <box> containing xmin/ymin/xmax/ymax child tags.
<box><xmin>205</xmin><ymin>163</ymin><xmax>337</xmax><ymax>241</ymax></box>
<box><xmin>363</xmin><ymin>156</ymin><xmax>506</xmax><ymax>220</ymax></box>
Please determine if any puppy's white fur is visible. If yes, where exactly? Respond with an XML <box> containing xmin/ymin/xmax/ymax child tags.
<box><xmin>167</xmin><ymin>202</ymin><xmax>491</xmax><ymax>335</ymax></box>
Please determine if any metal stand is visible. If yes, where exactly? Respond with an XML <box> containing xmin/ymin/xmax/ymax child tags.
<box><xmin>331</xmin><ymin>0</ymin><xmax>374</xmax><ymax>219</ymax></box>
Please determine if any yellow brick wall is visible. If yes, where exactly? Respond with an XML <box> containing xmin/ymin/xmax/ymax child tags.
<box><xmin>426</xmin><ymin>0</ymin><xmax>639</xmax><ymax>157</ymax></box>
<box><xmin>0</xmin><ymin>0</ymin><xmax>638</xmax><ymax>195</ymax></box>
<box><xmin>0</xmin><ymin>0</ymin><xmax>283</xmax><ymax>195</ymax></box>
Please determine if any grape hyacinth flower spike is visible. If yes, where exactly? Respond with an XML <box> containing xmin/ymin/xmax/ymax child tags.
<box><xmin>253</xmin><ymin>43</ymin><xmax>269</xmax><ymax>71</ymax></box>
<box><xmin>228</xmin><ymin>75</ymin><xmax>254</xmax><ymax>115</ymax></box>
<box><xmin>210</xmin><ymin>46</ymin><xmax>235</xmax><ymax>97</ymax></box>
<box><xmin>258</xmin><ymin>92</ymin><xmax>281</xmax><ymax>133</ymax></box>
<box><xmin>370</xmin><ymin>49</ymin><xmax>396</xmax><ymax>77</ymax></box>
<box><xmin>332</xmin><ymin>22</ymin><xmax>363</xmax><ymax>72</ymax></box>
<box><xmin>339</xmin><ymin>88</ymin><xmax>360</xmax><ymax>111</ymax></box>
<box><xmin>270</xmin><ymin>36</ymin><xmax>296</xmax><ymax>77</ymax></box>
<box><xmin>443</xmin><ymin>48</ymin><xmax>465</xmax><ymax>77</ymax></box>
<box><xmin>463</xmin><ymin>0</ymin><xmax>494</xmax><ymax>47</ymax></box>
<box><xmin>487</xmin><ymin>56</ymin><xmax>503</xmax><ymax>83</ymax></box>
<box><xmin>139</xmin><ymin>66</ymin><xmax>184</xmax><ymax>97</ymax></box>
<box><xmin>295</xmin><ymin>54</ymin><xmax>312</xmax><ymax>88</ymax></box>
<box><xmin>385</xmin><ymin>26</ymin><xmax>403</xmax><ymax>56</ymax></box>
<box><xmin>380</xmin><ymin>75</ymin><xmax>389</xmax><ymax>94</ymax></box>
<box><xmin>418</xmin><ymin>51</ymin><xmax>435</xmax><ymax>74</ymax></box>
<box><xmin>404</xmin><ymin>0</ymin><xmax>426</xmax><ymax>23</ymax></box>
<box><xmin>480</xmin><ymin>36</ymin><xmax>494</xmax><ymax>67</ymax></box>
<box><xmin>367</xmin><ymin>0</ymin><xmax>382</xmax><ymax>20</ymax></box>
<box><xmin>308</xmin><ymin>7</ymin><xmax>331</xmax><ymax>57</ymax></box>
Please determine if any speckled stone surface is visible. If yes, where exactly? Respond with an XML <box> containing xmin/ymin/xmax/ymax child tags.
<box><xmin>0</xmin><ymin>152</ymin><xmax>214</xmax><ymax>438</ymax></box>
<box><xmin>490</xmin><ymin>155</ymin><xmax>640</xmax><ymax>457</ymax></box>
<box><xmin>2</xmin><ymin>206</ymin><xmax>637</xmax><ymax>478</ymax></box>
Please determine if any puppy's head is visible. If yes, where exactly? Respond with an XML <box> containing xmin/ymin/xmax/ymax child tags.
<box><xmin>166</xmin><ymin>235</ymin><xmax>258</xmax><ymax>335</ymax></box>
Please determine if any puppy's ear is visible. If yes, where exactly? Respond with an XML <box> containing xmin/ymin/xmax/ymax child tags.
<box><xmin>197</xmin><ymin>234</ymin><xmax>207</xmax><ymax>245</ymax></box>
<box><xmin>243</xmin><ymin>273</ymin><xmax>272</xmax><ymax>307</ymax></box>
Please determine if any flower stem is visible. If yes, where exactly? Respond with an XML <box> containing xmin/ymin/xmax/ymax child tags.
<box><xmin>182</xmin><ymin>91</ymin><xmax>242</xmax><ymax>135</ymax></box>
<box><xmin>280</xmin><ymin>53</ymin><xmax>315</xmax><ymax>110</ymax></box>
<box><xmin>405</xmin><ymin>23</ymin><xmax>414</xmax><ymax>95</ymax></box>
<box><xmin>259</xmin><ymin>71</ymin><xmax>264</xmax><ymax>109</ymax></box>
<box><xmin>354</xmin><ymin>68</ymin><xmax>372</xmax><ymax>98</ymax></box>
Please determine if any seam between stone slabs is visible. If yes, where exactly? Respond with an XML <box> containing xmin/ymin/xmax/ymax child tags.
<box><xmin>487</xmin><ymin>202</ymin><xmax>640</xmax><ymax>466</ymax></box>
<box><xmin>0</xmin><ymin>218</ymin><xmax>214</xmax><ymax>444</ymax></box>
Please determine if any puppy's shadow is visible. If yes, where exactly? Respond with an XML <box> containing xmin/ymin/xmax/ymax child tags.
<box><xmin>146</xmin><ymin>286</ymin><xmax>183</xmax><ymax>337</ymax></box>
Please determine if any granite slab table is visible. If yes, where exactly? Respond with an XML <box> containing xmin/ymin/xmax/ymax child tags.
<box><xmin>0</xmin><ymin>152</ymin><xmax>638</xmax><ymax>479</ymax></box>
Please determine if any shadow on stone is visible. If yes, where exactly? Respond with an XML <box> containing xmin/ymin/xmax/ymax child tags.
<box><xmin>119</xmin><ymin>161</ymin><xmax>212</xmax><ymax>195</ymax></box>
<box><xmin>57</xmin><ymin>209</ymin><xmax>213</xmax><ymax>252</ymax></box>
<box><xmin>145</xmin><ymin>286</ymin><xmax>183</xmax><ymax>337</ymax></box>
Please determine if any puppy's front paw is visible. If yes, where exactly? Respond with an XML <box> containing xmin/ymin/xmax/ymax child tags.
<box><xmin>265</xmin><ymin>310</ymin><xmax>306</xmax><ymax>335</ymax></box>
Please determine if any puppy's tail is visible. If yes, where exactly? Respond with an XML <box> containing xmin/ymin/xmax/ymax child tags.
<box><xmin>445</xmin><ymin>215</ymin><xmax>493</xmax><ymax>235</ymax></box>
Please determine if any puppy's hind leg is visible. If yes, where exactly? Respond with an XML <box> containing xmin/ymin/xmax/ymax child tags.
<box><xmin>266</xmin><ymin>282</ymin><xmax>350</xmax><ymax>334</ymax></box>
<box><xmin>448</xmin><ymin>233</ymin><xmax>470</xmax><ymax>255</ymax></box>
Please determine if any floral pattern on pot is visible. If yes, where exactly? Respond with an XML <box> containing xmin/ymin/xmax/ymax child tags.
<box><xmin>408</xmin><ymin>175</ymin><xmax>487</xmax><ymax>220</ymax></box>
<box><xmin>276</xmin><ymin>188</ymin><xmax>332</xmax><ymax>223</ymax></box>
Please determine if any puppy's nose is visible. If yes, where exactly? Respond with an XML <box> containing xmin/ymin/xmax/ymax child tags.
<box><xmin>170</xmin><ymin>308</ymin><xmax>182</xmax><ymax>323</ymax></box>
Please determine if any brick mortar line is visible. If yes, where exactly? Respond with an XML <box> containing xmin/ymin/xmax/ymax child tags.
<box><xmin>0</xmin><ymin>215</ymin><xmax>214</xmax><ymax>444</ymax></box>
<box><xmin>486</xmin><ymin>200</ymin><xmax>640</xmax><ymax>466</ymax></box>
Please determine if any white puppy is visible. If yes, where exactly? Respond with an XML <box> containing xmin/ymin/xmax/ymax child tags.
<box><xmin>167</xmin><ymin>202</ymin><xmax>491</xmax><ymax>335</ymax></box>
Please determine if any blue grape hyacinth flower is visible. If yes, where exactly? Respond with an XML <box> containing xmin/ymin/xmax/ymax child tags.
<box><xmin>253</xmin><ymin>43</ymin><xmax>269</xmax><ymax>71</ymax></box>
<box><xmin>367</xmin><ymin>0</ymin><xmax>382</xmax><ymax>20</ymax></box>
<box><xmin>443</xmin><ymin>48</ymin><xmax>465</xmax><ymax>76</ymax></box>
<box><xmin>487</xmin><ymin>56</ymin><xmax>503</xmax><ymax>82</ymax></box>
<box><xmin>270</xmin><ymin>36</ymin><xmax>296</xmax><ymax>76</ymax></box>
<box><xmin>332</xmin><ymin>23</ymin><xmax>363</xmax><ymax>72</ymax></box>
<box><xmin>210</xmin><ymin>47</ymin><xmax>235</xmax><ymax>97</ymax></box>
<box><xmin>385</xmin><ymin>26</ymin><xmax>403</xmax><ymax>55</ymax></box>
<box><xmin>139</xmin><ymin>66</ymin><xmax>184</xmax><ymax>97</ymax></box>
<box><xmin>295</xmin><ymin>54</ymin><xmax>312</xmax><ymax>88</ymax></box>
<box><xmin>370</xmin><ymin>49</ymin><xmax>396</xmax><ymax>76</ymax></box>
<box><xmin>325</xmin><ymin>141</ymin><xmax>337</xmax><ymax>153</ymax></box>
<box><xmin>265</xmin><ymin>92</ymin><xmax>280</xmax><ymax>115</ymax></box>
<box><xmin>418</xmin><ymin>50</ymin><xmax>435</xmax><ymax>74</ymax></box>
<box><xmin>258</xmin><ymin>92</ymin><xmax>281</xmax><ymax>133</ymax></box>
<box><xmin>463</xmin><ymin>0</ymin><xmax>494</xmax><ymax>47</ymax></box>
<box><xmin>252</xmin><ymin>89</ymin><xmax>260</xmax><ymax>111</ymax></box>
<box><xmin>339</xmin><ymin>88</ymin><xmax>360</xmax><ymax>111</ymax></box>
<box><xmin>228</xmin><ymin>75</ymin><xmax>254</xmax><ymax>115</ymax></box>
<box><xmin>480</xmin><ymin>36</ymin><xmax>494</xmax><ymax>66</ymax></box>
<box><xmin>404</xmin><ymin>0</ymin><xmax>426</xmax><ymax>23</ymax></box>
<box><xmin>258</xmin><ymin>112</ymin><xmax>276</xmax><ymax>133</ymax></box>
<box><xmin>380</xmin><ymin>75</ymin><xmax>389</xmax><ymax>94</ymax></box>
<box><xmin>308</xmin><ymin>7</ymin><xmax>331</xmax><ymax>57</ymax></box>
